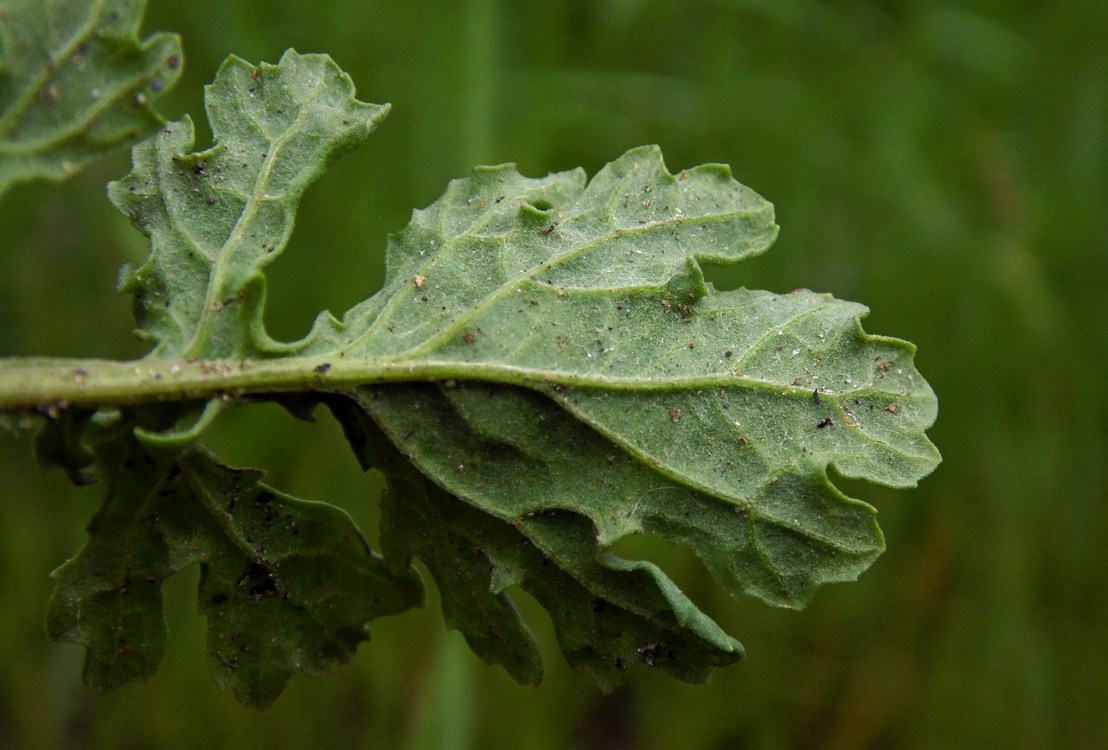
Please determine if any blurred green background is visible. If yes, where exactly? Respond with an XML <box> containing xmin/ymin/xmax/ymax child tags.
<box><xmin>2</xmin><ymin>1</ymin><xmax>1106</xmax><ymax>747</ymax></box>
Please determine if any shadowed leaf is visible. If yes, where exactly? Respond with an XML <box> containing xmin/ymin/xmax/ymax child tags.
<box><xmin>47</xmin><ymin>417</ymin><xmax>421</xmax><ymax>708</ymax></box>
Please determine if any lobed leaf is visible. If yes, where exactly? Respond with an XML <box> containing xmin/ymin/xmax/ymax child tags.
<box><xmin>0</xmin><ymin>0</ymin><xmax>181</xmax><ymax>198</ymax></box>
<box><xmin>333</xmin><ymin>397</ymin><xmax>742</xmax><ymax>689</ymax></box>
<box><xmin>110</xmin><ymin>49</ymin><xmax>388</xmax><ymax>358</ymax></box>
<box><xmin>35</xmin><ymin>50</ymin><xmax>939</xmax><ymax>704</ymax></box>
<box><xmin>316</xmin><ymin>149</ymin><xmax>939</xmax><ymax>609</ymax></box>
<box><xmin>46</xmin><ymin>410</ymin><xmax>421</xmax><ymax>708</ymax></box>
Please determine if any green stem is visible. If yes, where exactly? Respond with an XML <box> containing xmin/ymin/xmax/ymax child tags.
<box><xmin>0</xmin><ymin>354</ymin><xmax>822</xmax><ymax>413</ymax></box>
<box><xmin>0</xmin><ymin>355</ymin><xmax>446</xmax><ymax>411</ymax></box>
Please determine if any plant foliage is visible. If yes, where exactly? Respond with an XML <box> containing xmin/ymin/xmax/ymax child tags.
<box><xmin>0</xmin><ymin>0</ymin><xmax>181</xmax><ymax>198</ymax></box>
<box><xmin>1</xmin><ymin>48</ymin><xmax>940</xmax><ymax>708</ymax></box>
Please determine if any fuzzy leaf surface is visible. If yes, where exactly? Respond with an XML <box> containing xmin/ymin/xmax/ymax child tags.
<box><xmin>110</xmin><ymin>49</ymin><xmax>387</xmax><ymax>358</ymax></box>
<box><xmin>306</xmin><ymin>150</ymin><xmax>939</xmax><ymax>610</ymax></box>
<box><xmin>0</xmin><ymin>0</ymin><xmax>181</xmax><ymax>198</ymax></box>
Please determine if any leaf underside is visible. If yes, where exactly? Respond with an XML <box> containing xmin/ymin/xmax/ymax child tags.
<box><xmin>0</xmin><ymin>0</ymin><xmax>181</xmax><ymax>198</ymax></box>
<box><xmin>38</xmin><ymin>50</ymin><xmax>940</xmax><ymax>706</ymax></box>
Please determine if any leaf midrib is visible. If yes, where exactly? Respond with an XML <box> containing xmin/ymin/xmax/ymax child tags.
<box><xmin>0</xmin><ymin>352</ymin><xmax>924</xmax><ymax>412</ymax></box>
<box><xmin>182</xmin><ymin>70</ymin><xmax>328</xmax><ymax>358</ymax></box>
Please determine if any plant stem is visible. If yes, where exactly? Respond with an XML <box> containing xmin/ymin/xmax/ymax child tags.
<box><xmin>0</xmin><ymin>354</ymin><xmax>817</xmax><ymax>412</ymax></box>
<box><xmin>0</xmin><ymin>355</ymin><xmax>449</xmax><ymax>411</ymax></box>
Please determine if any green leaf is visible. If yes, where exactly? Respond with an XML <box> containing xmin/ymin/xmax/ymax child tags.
<box><xmin>332</xmin><ymin>399</ymin><xmax>545</xmax><ymax>686</ymax></box>
<box><xmin>19</xmin><ymin>50</ymin><xmax>938</xmax><ymax>703</ymax></box>
<box><xmin>313</xmin><ymin>146</ymin><xmax>779</xmax><ymax>355</ymax></box>
<box><xmin>309</xmin><ymin>148</ymin><xmax>937</xmax><ymax>608</ymax></box>
<box><xmin>332</xmin><ymin>397</ymin><xmax>742</xmax><ymax>688</ymax></box>
<box><xmin>0</xmin><ymin>0</ymin><xmax>181</xmax><ymax>198</ymax></box>
<box><xmin>46</xmin><ymin>411</ymin><xmax>422</xmax><ymax>708</ymax></box>
<box><xmin>109</xmin><ymin>49</ymin><xmax>388</xmax><ymax>358</ymax></box>
<box><xmin>296</xmin><ymin>148</ymin><xmax>933</xmax><ymax>683</ymax></box>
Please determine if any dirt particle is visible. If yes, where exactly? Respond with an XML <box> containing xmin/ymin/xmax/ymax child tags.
<box><xmin>813</xmin><ymin>388</ymin><xmax>821</xmax><ymax>406</ymax></box>
<box><xmin>313</xmin><ymin>362</ymin><xmax>332</xmax><ymax>374</ymax></box>
<box><xmin>237</xmin><ymin>561</ymin><xmax>277</xmax><ymax>599</ymax></box>
<box><xmin>817</xmin><ymin>417</ymin><xmax>833</xmax><ymax>429</ymax></box>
